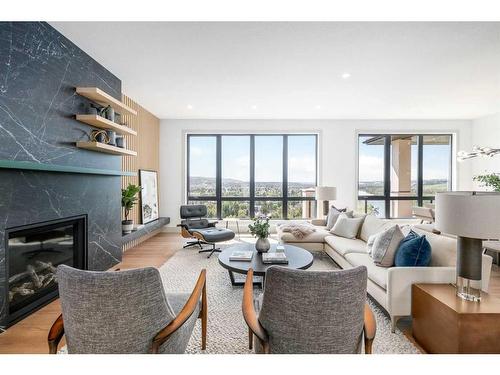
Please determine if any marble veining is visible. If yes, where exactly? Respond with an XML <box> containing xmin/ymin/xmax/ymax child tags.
<box><xmin>0</xmin><ymin>22</ymin><xmax>124</xmax><ymax>327</ymax></box>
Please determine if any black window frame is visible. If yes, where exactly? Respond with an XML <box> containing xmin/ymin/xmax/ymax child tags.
<box><xmin>186</xmin><ymin>133</ymin><xmax>318</xmax><ymax>219</ymax></box>
<box><xmin>357</xmin><ymin>133</ymin><xmax>453</xmax><ymax>218</ymax></box>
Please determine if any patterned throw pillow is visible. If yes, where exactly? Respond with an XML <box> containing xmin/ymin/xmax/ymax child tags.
<box><xmin>370</xmin><ymin>225</ymin><xmax>405</xmax><ymax>267</ymax></box>
<box><xmin>395</xmin><ymin>231</ymin><xmax>432</xmax><ymax>267</ymax></box>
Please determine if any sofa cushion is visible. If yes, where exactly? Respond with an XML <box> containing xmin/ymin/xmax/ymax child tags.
<box><xmin>324</xmin><ymin>235</ymin><xmax>368</xmax><ymax>256</ymax></box>
<box><xmin>360</xmin><ymin>215</ymin><xmax>392</xmax><ymax>242</ymax></box>
<box><xmin>277</xmin><ymin>228</ymin><xmax>331</xmax><ymax>243</ymax></box>
<box><xmin>412</xmin><ymin>228</ymin><xmax>456</xmax><ymax>266</ymax></box>
<box><xmin>344</xmin><ymin>253</ymin><xmax>388</xmax><ymax>290</ymax></box>
<box><xmin>330</xmin><ymin>214</ymin><xmax>365</xmax><ymax>239</ymax></box>
<box><xmin>370</xmin><ymin>225</ymin><xmax>405</xmax><ymax>267</ymax></box>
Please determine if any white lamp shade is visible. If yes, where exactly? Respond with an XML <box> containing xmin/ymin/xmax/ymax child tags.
<box><xmin>315</xmin><ymin>186</ymin><xmax>337</xmax><ymax>201</ymax></box>
<box><xmin>435</xmin><ymin>192</ymin><xmax>500</xmax><ymax>239</ymax></box>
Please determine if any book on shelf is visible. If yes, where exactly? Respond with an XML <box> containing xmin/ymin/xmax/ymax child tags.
<box><xmin>262</xmin><ymin>252</ymin><xmax>288</xmax><ymax>264</ymax></box>
<box><xmin>229</xmin><ymin>250</ymin><xmax>254</xmax><ymax>261</ymax></box>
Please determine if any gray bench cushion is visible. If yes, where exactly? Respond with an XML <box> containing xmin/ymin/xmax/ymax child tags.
<box><xmin>192</xmin><ymin>227</ymin><xmax>235</xmax><ymax>242</ymax></box>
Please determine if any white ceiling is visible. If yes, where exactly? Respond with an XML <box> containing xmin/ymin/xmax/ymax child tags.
<box><xmin>51</xmin><ymin>22</ymin><xmax>500</xmax><ymax>120</ymax></box>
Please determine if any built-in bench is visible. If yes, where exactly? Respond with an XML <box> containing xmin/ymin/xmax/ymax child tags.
<box><xmin>122</xmin><ymin>217</ymin><xmax>170</xmax><ymax>250</ymax></box>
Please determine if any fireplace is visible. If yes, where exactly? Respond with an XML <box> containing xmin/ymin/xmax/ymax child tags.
<box><xmin>5</xmin><ymin>215</ymin><xmax>87</xmax><ymax>326</ymax></box>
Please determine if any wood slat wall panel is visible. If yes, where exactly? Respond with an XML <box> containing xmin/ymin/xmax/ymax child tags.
<box><xmin>121</xmin><ymin>95</ymin><xmax>160</xmax><ymax>252</ymax></box>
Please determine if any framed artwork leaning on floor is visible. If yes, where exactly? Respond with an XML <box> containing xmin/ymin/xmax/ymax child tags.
<box><xmin>139</xmin><ymin>169</ymin><xmax>159</xmax><ymax>224</ymax></box>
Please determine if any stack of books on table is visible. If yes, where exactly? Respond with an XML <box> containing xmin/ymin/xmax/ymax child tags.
<box><xmin>262</xmin><ymin>252</ymin><xmax>288</xmax><ymax>264</ymax></box>
<box><xmin>229</xmin><ymin>250</ymin><xmax>254</xmax><ymax>261</ymax></box>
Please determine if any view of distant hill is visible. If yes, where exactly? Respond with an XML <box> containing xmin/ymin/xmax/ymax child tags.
<box><xmin>189</xmin><ymin>176</ymin><xmax>315</xmax><ymax>196</ymax></box>
<box><xmin>359</xmin><ymin>178</ymin><xmax>449</xmax><ymax>195</ymax></box>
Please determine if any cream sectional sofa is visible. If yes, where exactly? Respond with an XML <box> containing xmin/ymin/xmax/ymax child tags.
<box><xmin>277</xmin><ymin>215</ymin><xmax>493</xmax><ymax>332</ymax></box>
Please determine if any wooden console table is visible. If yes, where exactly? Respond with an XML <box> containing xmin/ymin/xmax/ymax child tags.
<box><xmin>412</xmin><ymin>284</ymin><xmax>500</xmax><ymax>353</ymax></box>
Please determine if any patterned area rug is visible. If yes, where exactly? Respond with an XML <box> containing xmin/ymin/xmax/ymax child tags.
<box><xmin>159</xmin><ymin>242</ymin><xmax>420</xmax><ymax>354</ymax></box>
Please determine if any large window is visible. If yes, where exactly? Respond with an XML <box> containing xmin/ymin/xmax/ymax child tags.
<box><xmin>187</xmin><ymin>134</ymin><xmax>318</xmax><ymax>219</ymax></box>
<box><xmin>357</xmin><ymin>134</ymin><xmax>452</xmax><ymax>218</ymax></box>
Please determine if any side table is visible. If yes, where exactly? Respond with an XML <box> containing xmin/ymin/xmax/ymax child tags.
<box><xmin>412</xmin><ymin>283</ymin><xmax>500</xmax><ymax>353</ymax></box>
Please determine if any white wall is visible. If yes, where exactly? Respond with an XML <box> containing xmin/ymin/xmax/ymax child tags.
<box><xmin>159</xmin><ymin>119</ymin><xmax>472</xmax><ymax>227</ymax></box>
<box><xmin>470</xmin><ymin>112</ymin><xmax>500</xmax><ymax>190</ymax></box>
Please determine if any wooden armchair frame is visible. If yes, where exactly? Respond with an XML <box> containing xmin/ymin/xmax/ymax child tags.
<box><xmin>242</xmin><ymin>268</ymin><xmax>376</xmax><ymax>354</ymax></box>
<box><xmin>48</xmin><ymin>269</ymin><xmax>207</xmax><ymax>354</ymax></box>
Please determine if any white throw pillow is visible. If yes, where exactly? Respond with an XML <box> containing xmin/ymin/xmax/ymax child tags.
<box><xmin>330</xmin><ymin>213</ymin><xmax>365</xmax><ymax>239</ymax></box>
<box><xmin>326</xmin><ymin>208</ymin><xmax>353</xmax><ymax>230</ymax></box>
<box><xmin>370</xmin><ymin>225</ymin><xmax>405</xmax><ymax>267</ymax></box>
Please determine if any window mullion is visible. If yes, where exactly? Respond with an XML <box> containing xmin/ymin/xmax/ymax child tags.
<box><xmin>384</xmin><ymin>135</ymin><xmax>391</xmax><ymax>218</ymax></box>
<box><xmin>216</xmin><ymin>135</ymin><xmax>222</xmax><ymax>219</ymax></box>
<box><xmin>283</xmin><ymin>135</ymin><xmax>288</xmax><ymax>219</ymax></box>
<box><xmin>250</xmin><ymin>135</ymin><xmax>255</xmax><ymax>218</ymax></box>
<box><xmin>417</xmin><ymin>135</ymin><xmax>424</xmax><ymax>206</ymax></box>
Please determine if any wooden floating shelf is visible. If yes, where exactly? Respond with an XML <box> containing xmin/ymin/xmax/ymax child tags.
<box><xmin>76</xmin><ymin>141</ymin><xmax>137</xmax><ymax>156</ymax></box>
<box><xmin>76</xmin><ymin>87</ymin><xmax>138</xmax><ymax>116</ymax></box>
<box><xmin>76</xmin><ymin>114</ymin><xmax>137</xmax><ymax>136</ymax></box>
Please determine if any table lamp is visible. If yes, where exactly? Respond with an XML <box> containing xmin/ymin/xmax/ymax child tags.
<box><xmin>435</xmin><ymin>191</ymin><xmax>500</xmax><ymax>302</ymax></box>
<box><xmin>315</xmin><ymin>186</ymin><xmax>337</xmax><ymax>216</ymax></box>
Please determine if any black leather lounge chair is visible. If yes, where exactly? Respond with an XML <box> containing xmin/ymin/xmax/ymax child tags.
<box><xmin>178</xmin><ymin>205</ymin><xmax>235</xmax><ymax>258</ymax></box>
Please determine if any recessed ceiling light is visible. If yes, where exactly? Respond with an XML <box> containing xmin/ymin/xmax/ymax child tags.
<box><xmin>315</xmin><ymin>105</ymin><xmax>322</xmax><ymax>109</ymax></box>
<box><xmin>341</xmin><ymin>73</ymin><xmax>351</xmax><ymax>79</ymax></box>
<box><xmin>251</xmin><ymin>105</ymin><xmax>257</xmax><ymax>110</ymax></box>
<box><xmin>186</xmin><ymin>104</ymin><xmax>193</xmax><ymax>110</ymax></box>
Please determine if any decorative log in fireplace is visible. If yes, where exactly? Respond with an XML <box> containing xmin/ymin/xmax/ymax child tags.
<box><xmin>5</xmin><ymin>215</ymin><xmax>87</xmax><ymax>326</ymax></box>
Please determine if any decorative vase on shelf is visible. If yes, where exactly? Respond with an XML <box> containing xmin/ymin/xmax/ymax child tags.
<box><xmin>105</xmin><ymin>105</ymin><xmax>115</xmax><ymax>122</ymax></box>
<box><xmin>116</xmin><ymin>136</ymin><xmax>126</xmax><ymax>148</ymax></box>
<box><xmin>255</xmin><ymin>237</ymin><xmax>271</xmax><ymax>253</ymax></box>
<box><xmin>106</xmin><ymin>130</ymin><xmax>116</xmax><ymax>146</ymax></box>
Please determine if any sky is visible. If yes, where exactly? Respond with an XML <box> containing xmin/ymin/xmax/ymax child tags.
<box><xmin>189</xmin><ymin>135</ymin><xmax>316</xmax><ymax>183</ymax></box>
<box><xmin>358</xmin><ymin>136</ymin><xmax>451</xmax><ymax>182</ymax></box>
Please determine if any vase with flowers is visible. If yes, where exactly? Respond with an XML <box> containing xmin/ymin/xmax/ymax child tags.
<box><xmin>248</xmin><ymin>215</ymin><xmax>271</xmax><ymax>253</ymax></box>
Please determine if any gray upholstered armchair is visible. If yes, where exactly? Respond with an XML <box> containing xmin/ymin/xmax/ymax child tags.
<box><xmin>242</xmin><ymin>266</ymin><xmax>376</xmax><ymax>354</ymax></box>
<box><xmin>48</xmin><ymin>265</ymin><xmax>207</xmax><ymax>354</ymax></box>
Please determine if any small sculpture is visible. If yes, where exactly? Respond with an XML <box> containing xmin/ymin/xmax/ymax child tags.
<box><xmin>90</xmin><ymin>129</ymin><xmax>110</xmax><ymax>144</ymax></box>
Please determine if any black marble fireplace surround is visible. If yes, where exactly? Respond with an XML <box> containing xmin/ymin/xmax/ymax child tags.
<box><xmin>0</xmin><ymin>22</ymin><xmax>124</xmax><ymax>327</ymax></box>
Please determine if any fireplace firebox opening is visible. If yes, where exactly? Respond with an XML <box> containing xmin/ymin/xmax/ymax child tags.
<box><xmin>5</xmin><ymin>215</ymin><xmax>87</xmax><ymax>326</ymax></box>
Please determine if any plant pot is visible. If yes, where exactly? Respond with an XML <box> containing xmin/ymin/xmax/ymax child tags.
<box><xmin>255</xmin><ymin>237</ymin><xmax>271</xmax><ymax>253</ymax></box>
<box><xmin>122</xmin><ymin>220</ymin><xmax>134</xmax><ymax>234</ymax></box>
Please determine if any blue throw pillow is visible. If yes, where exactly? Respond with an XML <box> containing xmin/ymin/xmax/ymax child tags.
<box><xmin>394</xmin><ymin>232</ymin><xmax>432</xmax><ymax>267</ymax></box>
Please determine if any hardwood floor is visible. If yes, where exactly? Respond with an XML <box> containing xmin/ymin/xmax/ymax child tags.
<box><xmin>0</xmin><ymin>232</ymin><xmax>499</xmax><ymax>354</ymax></box>
<box><xmin>0</xmin><ymin>233</ymin><xmax>183</xmax><ymax>354</ymax></box>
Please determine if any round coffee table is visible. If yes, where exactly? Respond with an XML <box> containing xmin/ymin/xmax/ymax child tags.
<box><xmin>218</xmin><ymin>243</ymin><xmax>314</xmax><ymax>286</ymax></box>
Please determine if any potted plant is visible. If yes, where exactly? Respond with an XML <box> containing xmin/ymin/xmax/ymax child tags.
<box><xmin>122</xmin><ymin>184</ymin><xmax>142</xmax><ymax>234</ymax></box>
<box><xmin>248</xmin><ymin>215</ymin><xmax>271</xmax><ymax>253</ymax></box>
